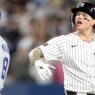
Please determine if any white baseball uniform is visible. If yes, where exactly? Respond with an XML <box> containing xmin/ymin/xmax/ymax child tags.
<box><xmin>39</xmin><ymin>32</ymin><xmax>95</xmax><ymax>94</ymax></box>
<box><xmin>0</xmin><ymin>36</ymin><xmax>10</xmax><ymax>92</ymax></box>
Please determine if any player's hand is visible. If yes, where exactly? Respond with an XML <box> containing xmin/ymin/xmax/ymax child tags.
<box><xmin>34</xmin><ymin>60</ymin><xmax>55</xmax><ymax>80</ymax></box>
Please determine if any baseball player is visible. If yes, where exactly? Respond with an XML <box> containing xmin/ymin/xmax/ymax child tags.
<box><xmin>29</xmin><ymin>2</ymin><xmax>95</xmax><ymax>95</ymax></box>
<box><xmin>0</xmin><ymin>13</ymin><xmax>10</xmax><ymax>94</ymax></box>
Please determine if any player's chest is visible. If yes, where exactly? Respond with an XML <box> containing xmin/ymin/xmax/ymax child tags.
<box><xmin>64</xmin><ymin>40</ymin><xmax>95</xmax><ymax>60</ymax></box>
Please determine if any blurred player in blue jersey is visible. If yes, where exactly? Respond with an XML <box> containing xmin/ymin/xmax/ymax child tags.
<box><xmin>0</xmin><ymin>12</ymin><xmax>10</xmax><ymax>95</ymax></box>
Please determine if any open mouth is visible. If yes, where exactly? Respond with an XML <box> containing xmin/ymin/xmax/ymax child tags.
<box><xmin>76</xmin><ymin>20</ymin><xmax>82</xmax><ymax>26</ymax></box>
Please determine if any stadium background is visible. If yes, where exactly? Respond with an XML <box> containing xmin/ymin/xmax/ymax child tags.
<box><xmin>0</xmin><ymin>0</ymin><xmax>94</xmax><ymax>95</ymax></box>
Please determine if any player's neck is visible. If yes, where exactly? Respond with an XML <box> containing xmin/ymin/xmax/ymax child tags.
<box><xmin>76</xmin><ymin>29</ymin><xmax>95</xmax><ymax>42</ymax></box>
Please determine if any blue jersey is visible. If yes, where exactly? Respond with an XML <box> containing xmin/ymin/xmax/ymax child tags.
<box><xmin>0</xmin><ymin>36</ymin><xmax>10</xmax><ymax>90</ymax></box>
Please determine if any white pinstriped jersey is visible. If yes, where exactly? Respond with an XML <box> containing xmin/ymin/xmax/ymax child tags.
<box><xmin>0</xmin><ymin>36</ymin><xmax>10</xmax><ymax>90</ymax></box>
<box><xmin>40</xmin><ymin>32</ymin><xmax>95</xmax><ymax>93</ymax></box>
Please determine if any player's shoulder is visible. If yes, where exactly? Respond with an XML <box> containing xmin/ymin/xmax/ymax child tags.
<box><xmin>56</xmin><ymin>32</ymin><xmax>75</xmax><ymax>40</ymax></box>
<box><xmin>0</xmin><ymin>36</ymin><xmax>9</xmax><ymax>53</ymax></box>
<box><xmin>0</xmin><ymin>36</ymin><xmax>7</xmax><ymax>45</ymax></box>
<box><xmin>48</xmin><ymin>32</ymin><xmax>76</xmax><ymax>43</ymax></box>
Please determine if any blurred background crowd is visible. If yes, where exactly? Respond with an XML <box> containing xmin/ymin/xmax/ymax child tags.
<box><xmin>0</xmin><ymin>0</ymin><xmax>95</xmax><ymax>94</ymax></box>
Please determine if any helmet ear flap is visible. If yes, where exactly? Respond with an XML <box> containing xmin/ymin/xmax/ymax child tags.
<box><xmin>70</xmin><ymin>14</ymin><xmax>76</xmax><ymax>27</ymax></box>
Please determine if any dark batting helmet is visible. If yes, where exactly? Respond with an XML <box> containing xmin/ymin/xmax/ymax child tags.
<box><xmin>71</xmin><ymin>2</ymin><xmax>95</xmax><ymax>28</ymax></box>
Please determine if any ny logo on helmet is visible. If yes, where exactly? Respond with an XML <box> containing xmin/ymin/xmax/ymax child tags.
<box><xmin>77</xmin><ymin>2</ymin><xmax>85</xmax><ymax>8</ymax></box>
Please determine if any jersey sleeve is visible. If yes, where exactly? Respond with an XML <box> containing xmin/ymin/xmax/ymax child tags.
<box><xmin>39</xmin><ymin>35</ymin><xmax>67</xmax><ymax>61</ymax></box>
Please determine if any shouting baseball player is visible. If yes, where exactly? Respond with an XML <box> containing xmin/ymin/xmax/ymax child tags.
<box><xmin>29</xmin><ymin>2</ymin><xmax>95</xmax><ymax>95</ymax></box>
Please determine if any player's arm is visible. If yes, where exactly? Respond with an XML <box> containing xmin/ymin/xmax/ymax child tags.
<box><xmin>28</xmin><ymin>47</ymin><xmax>55</xmax><ymax>80</ymax></box>
<box><xmin>29</xmin><ymin>47</ymin><xmax>43</xmax><ymax>64</ymax></box>
<box><xmin>29</xmin><ymin>36</ymin><xmax>62</xmax><ymax>64</ymax></box>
